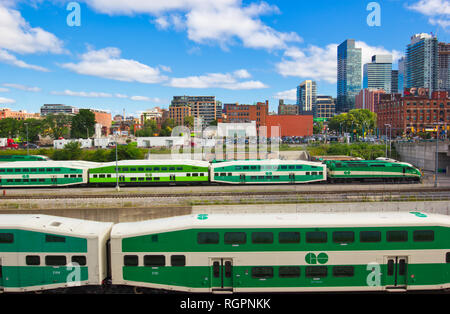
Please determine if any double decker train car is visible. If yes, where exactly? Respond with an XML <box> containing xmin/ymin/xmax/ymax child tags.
<box><xmin>110</xmin><ymin>212</ymin><xmax>450</xmax><ymax>293</ymax></box>
<box><xmin>0</xmin><ymin>155</ymin><xmax>50</xmax><ymax>163</ymax></box>
<box><xmin>210</xmin><ymin>160</ymin><xmax>326</xmax><ymax>184</ymax></box>
<box><xmin>0</xmin><ymin>161</ymin><xmax>99</xmax><ymax>188</ymax></box>
<box><xmin>325</xmin><ymin>160</ymin><xmax>422</xmax><ymax>183</ymax></box>
<box><xmin>1</xmin><ymin>212</ymin><xmax>450</xmax><ymax>293</ymax></box>
<box><xmin>0</xmin><ymin>215</ymin><xmax>113</xmax><ymax>293</ymax></box>
<box><xmin>88</xmin><ymin>160</ymin><xmax>210</xmax><ymax>186</ymax></box>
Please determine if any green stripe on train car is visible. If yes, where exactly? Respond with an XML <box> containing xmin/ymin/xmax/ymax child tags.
<box><xmin>0</xmin><ymin>229</ymin><xmax>88</xmax><ymax>253</ymax></box>
<box><xmin>1</xmin><ymin>266</ymin><xmax>89</xmax><ymax>288</ymax></box>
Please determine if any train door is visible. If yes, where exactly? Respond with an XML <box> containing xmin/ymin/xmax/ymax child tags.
<box><xmin>289</xmin><ymin>173</ymin><xmax>295</xmax><ymax>183</ymax></box>
<box><xmin>51</xmin><ymin>175</ymin><xmax>57</xmax><ymax>186</ymax></box>
<box><xmin>239</xmin><ymin>174</ymin><xmax>246</xmax><ymax>184</ymax></box>
<box><xmin>385</xmin><ymin>256</ymin><xmax>408</xmax><ymax>290</ymax></box>
<box><xmin>210</xmin><ymin>258</ymin><xmax>233</xmax><ymax>293</ymax></box>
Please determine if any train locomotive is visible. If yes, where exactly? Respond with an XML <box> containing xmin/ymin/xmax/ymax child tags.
<box><xmin>1</xmin><ymin>212</ymin><xmax>449</xmax><ymax>293</ymax></box>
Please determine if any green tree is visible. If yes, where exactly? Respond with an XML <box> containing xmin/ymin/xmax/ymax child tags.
<box><xmin>52</xmin><ymin>141</ymin><xmax>83</xmax><ymax>160</ymax></box>
<box><xmin>71</xmin><ymin>109</ymin><xmax>96</xmax><ymax>139</ymax></box>
<box><xmin>0</xmin><ymin>118</ymin><xmax>20</xmax><ymax>138</ymax></box>
<box><xmin>43</xmin><ymin>114</ymin><xmax>72</xmax><ymax>139</ymax></box>
<box><xmin>313</xmin><ymin>121</ymin><xmax>324</xmax><ymax>134</ymax></box>
<box><xmin>184</xmin><ymin>116</ymin><xmax>194</xmax><ymax>128</ymax></box>
<box><xmin>328</xmin><ymin>109</ymin><xmax>377</xmax><ymax>138</ymax></box>
<box><xmin>136</xmin><ymin>119</ymin><xmax>158</xmax><ymax>137</ymax></box>
<box><xmin>19</xmin><ymin>119</ymin><xmax>43</xmax><ymax>143</ymax></box>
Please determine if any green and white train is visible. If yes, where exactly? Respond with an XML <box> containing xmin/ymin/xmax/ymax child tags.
<box><xmin>2</xmin><ymin>212</ymin><xmax>449</xmax><ymax>293</ymax></box>
<box><xmin>0</xmin><ymin>158</ymin><xmax>422</xmax><ymax>188</ymax></box>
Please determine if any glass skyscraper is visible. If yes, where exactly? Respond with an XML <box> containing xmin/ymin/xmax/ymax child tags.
<box><xmin>406</xmin><ymin>33</ymin><xmax>438</xmax><ymax>91</ymax></box>
<box><xmin>297</xmin><ymin>80</ymin><xmax>317</xmax><ymax>113</ymax></box>
<box><xmin>363</xmin><ymin>55</ymin><xmax>392</xmax><ymax>93</ymax></box>
<box><xmin>337</xmin><ymin>39</ymin><xmax>362</xmax><ymax>113</ymax></box>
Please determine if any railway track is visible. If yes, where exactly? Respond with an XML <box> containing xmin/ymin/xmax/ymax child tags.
<box><xmin>2</xmin><ymin>187</ymin><xmax>450</xmax><ymax>200</ymax></box>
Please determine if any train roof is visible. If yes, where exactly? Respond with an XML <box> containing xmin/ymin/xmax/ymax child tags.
<box><xmin>0</xmin><ymin>160</ymin><xmax>101</xmax><ymax>169</ymax></box>
<box><xmin>91</xmin><ymin>159</ymin><xmax>210</xmax><ymax>168</ymax></box>
<box><xmin>0</xmin><ymin>214</ymin><xmax>113</xmax><ymax>238</ymax></box>
<box><xmin>111</xmin><ymin>212</ymin><xmax>450</xmax><ymax>238</ymax></box>
<box><xmin>211</xmin><ymin>159</ymin><xmax>324</xmax><ymax>167</ymax></box>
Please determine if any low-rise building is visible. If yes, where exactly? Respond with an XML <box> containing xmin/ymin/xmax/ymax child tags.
<box><xmin>0</xmin><ymin>108</ymin><xmax>40</xmax><ymax>120</ymax></box>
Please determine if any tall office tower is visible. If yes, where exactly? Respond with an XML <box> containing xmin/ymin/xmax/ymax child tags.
<box><xmin>438</xmin><ymin>42</ymin><xmax>450</xmax><ymax>92</ymax></box>
<box><xmin>406</xmin><ymin>33</ymin><xmax>438</xmax><ymax>91</ymax></box>
<box><xmin>391</xmin><ymin>70</ymin><xmax>399</xmax><ymax>94</ymax></box>
<box><xmin>296</xmin><ymin>80</ymin><xmax>317</xmax><ymax>113</ymax></box>
<box><xmin>363</xmin><ymin>55</ymin><xmax>393</xmax><ymax>93</ymax></box>
<box><xmin>337</xmin><ymin>39</ymin><xmax>362</xmax><ymax>113</ymax></box>
<box><xmin>398</xmin><ymin>56</ymin><xmax>406</xmax><ymax>94</ymax></box>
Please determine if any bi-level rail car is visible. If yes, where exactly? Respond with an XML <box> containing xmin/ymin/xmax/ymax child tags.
<box><xmin>110</xmin><ymin>212</ymin><xmax>450</xmax><ymax>293</ymax></box>
<box><xmin>210</xmin><ymin>160</ymin><xmax>326</xmax><ymax>184</ymax></box>
<box><xmin>0</xmin><ymin>215</ymin><xmax>113</xmax><ymax>293</ymax></box>
<box><xmin>0</xmin><ymin>155</ymin><xmax>50</xmax><ymax>162</ymax></box>
<box><xmin>88</xmin><ymin>160</ymin><xmax>210</xmax><ymax>186</ymax></box>
<box><xmin>0</xmin><ymin>161</ymin><xmax>99</xmax><ymax>188</ymax></box>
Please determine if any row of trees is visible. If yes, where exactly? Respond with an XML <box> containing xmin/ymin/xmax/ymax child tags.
<box><xmin>327</xmin><ymin>109</ymin><xmax>377</xmax><ymax>137</ymax></box>
<box><xmin>0</xmin><ymin>110</ymin><xmax>97</xmax><ymax>142</ymax></box>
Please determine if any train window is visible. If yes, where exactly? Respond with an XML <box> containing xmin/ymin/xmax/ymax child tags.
<box><xmin>295</xmin><ymin>166</ymin><xmax>303</xmax><ymax>169</ymax></box>
<box><xmin>224</xmin><ymin>232</ymin><xmax>246</xmax><ymax>245</ymax></box>
<box><xmin>187</xmin><ymin>173</ymin><xmax>192</xmax><ymax>177</ymax></box>
<box><xmin>387</xmin><ymin>231</ymin><xmax>408</xmax><ymax>242</ymax></box>
<box><xmin>138</xmin><ymin>168</ymin><xmax>144</xmax><ymax>171</ymax></box>
<box><xmin>14</xmin><ymin>179</ymin><xmax>21</xmax><ymax>182</ymax></box>
<box><xmin>279</xmin><ymin>232</ymin><xmax>300</xmax><ymax>243</ymax></box>
<box><xmin>39</xmin><ymin>179</ymin><xmax>45</xmax><ymax>182</ymax></box>
<box><xmin>171</xmin><ymin>255</ymin><xmax>186</xmax><ymax>267</ymax></box>
<box><xmin>306</xmin><ymin>172</ymin><xmax>310</xmax><ymax>176</ymax></box>
<box><xmin>228</xmin><ymin>173</ymin><xmax>232</xmax><ymax>176</ymax></box>
<box><xmin>333</xmin><ymin>231</ymin><xmax>355</xmax><ymax>244</ymax></box>
<box><xmin>153</xmin><ymin>167</ymin><xmax>159</xmax><ymax>171</ymax></box>
<box><xmin>250</xmin><ymin>166</ymin><xmax>257</xmax><ymax>170</ymax></box>
<box><xmin>333</xmin><ymin>266</ymin><xmax>354</xmax><ymax>277</ymax></box>
<box><xmin>31</xmin><ymin>179</ymin><xmax>37</xmax><ymax>182</ymax></box>
<box><xmin>122</xmin><ymin>167</ymin><xmax>129</xmax><ymax>171</ymax></box>
<box><xmin>176</xmin><ymin>167</ymin><xmax>183</xmax><ymax>171</ymax></box>
<box><xmin>45</xmin><ymin>256</ymin><xmax>67</xmax><ymax>266</ymax></box>
<box><xmin>370</xmin><ymin>164</ymin><xmax>385</xmax><ymax>167</ymax></box>
<box><xmin>14</xmin><ymin>169</ymin><xmax>21</xmax><ymax>172</ymax></box>
<box><xmin>6</xmin><ymin>169</ymin><xmax>13</xmax><ymax>172</ymax></box>
<box><xmin>65</xmin><ymin>175</ymin><xmax>69</xmax><ymax>178</ymax></box>
<box><xmin>23</xmin><ymin>179</ymin><xmax>29</xmax><ymax>183</ymax></box>
<box><xmin>243</xmin><ymin>166</ymin><xmax>249</xmax><ymax>170</ymax></box>
<box><xmin>0</xmin><ymin>169</ymin><xmax>4</xmax><ymax>173</ymax></box>
<box><xmin>236</xmin><ymin>166</ymin><xmax>242</xmax><ymax>170</ymax></box>
<box><xmin>305</xmin><ymin>266</ymin><xmax>328</xmax><ymax>278</ymax></box>
<box><xmin>106</xmin><ymin>174</ymin><xmax>111</xmax><ymax>178</ymax></box>
<box><xmin>169</xmin><ymin>167</ymin><xmax>175</xmax><ymax>171</ymax></box>
<box><xmin>413</xmin><ymin>230</ymin><xmax>434</xmax><ymax>242</ymax></box>
<box><xmin>161</xmin><ymin>167</ymin><xmax>167</xmax><ymax>171</ymax></box>
<box><xmin>192</xmin><ymin>173</ymin><xmax>198</xmax><ymax>177</ymax></box>
<box><xmin>145</xmin><ymin>168</ymin><xmax>152</xmax><ymax>171</ymax></box>
<box><xmin>251</xmin><ymin>176</ymin><xmax>257</xmax><ymax>180</ymax></box>
<box><xmin>46</xmin><ymin>235</ymin><xmax>66</xmax><ymax>243</ymax></box>
<box><xmin>252</xmin><ymin>232</ymin><xmax>273</xmax><ymax>244</ymax></box>
<box><xmin>281</xmin><ymin>166</ymin><xmax>287</xmax><ymax>170</ymax></box>
<box><xmin>446</xmin><ymin>253</ymin><xmax>450</xmax><ymax>263</ymax></box>
<box><xmin>360</xmin><ymin>231</ymin><xmax>381</xmax><ymax>242</ymax></box>
<box><xmin>197</xmin><ymin>232</ymin><xmax>219</xmax><ymax>244</ymax></box>
<box><xmin>31</xmin><ymin>169</ymin><xmax>37</xmax><ymax>172</ymax></box>
<box><xmin>124</xmin><ymin>255</ymin><xmax>138</xmax><ymax>266</ymax></box>
<box><xmin>144</xmin><ymin>255</ymin><xmax>165</xmax><ymax>267</ymax></box>
<box><xmin>154</xmin><ymin>177</ymin><xmax>160</xmax><ymax>181</ymax></box>
<box><xmin>71</xmin><ymin>256</ymin><xmax>87</xmax><ymax>266</ymax></box>
<box><xmin>279</xmin><ymin>266</ymin><xmax>300</xmax><ymax>278</ymax></box>
<box><xmin>311</xmin><ymin>172</ymin><xmax>317</xmax><ymax>176</ymax></box>
<box><xmin>26</xmin><ymin>256</ymin><xmax>40</xmax><ymax>266</ymax></box>
<box><xmin>258</xmin><ymin>176</ymin><xmax>264</xmax><ymax>180</ymax></box>
<box><xmin>54</xmin><ymin>168</ymin><xmax>61</xmax><ymax>172</ymax></box>
<box><xmin>146</xmin><ymin>178</ymin><xmax>152</xmax><ymax>181</ymax></box>
<box><xmin>7</xmin><ymin>179</ymin><xmax>13</xmax><ymax>182</ymax></box>
<box><xmin>99</xmin><ymin>175</ymin><xmax>105</xmax><ymax>178</ymax></box>
<box><xmin>46</xmin><ymin>168</ymin><xmax>53</xmax><ymax>172</ymax></box>
<box><xmin>138</xmin><ymin>178</ymin><xmax>145</xmax><ymax>181</ymax></box>
<box><xmin>23</xmin><ymin>168</ymin><xmax>29</xmax><ymax>172</ymax></box>
<box><xmin>306</xmin><ymin>232</ymin><xmax>327</xmax><ymax>243</ymax></box>
<box><xmin>252</xmin><ymin>267</ymin><xmax>273</xmax><ymax>279</ymax></box>
<box><xmin>38</xmin><ymin>168</ymin><xmax>45</xmax><ymax>172</ymax></box>
<box><xmin>130</xmin><ymin>168</ymin><xmax>137</xmax><ymax>171</ymax></box>
<box><xmin>319</xmin><ymin>172</ymin><xmax>323</xmax><ymax>176</ymax></box>
<box><xmin>130</xmin><ymin>178</ymin><xmax>137</xmax><ymax>182</ymax></box>
<box><xmin>220</xmin><ymin>173</ymin><xmax>226</xmax><ymax>176</ymax></box>
<box><xmin>0</xmin><ymin>233</ymin><xmax>14</xmax><ymax>243</ymax></box>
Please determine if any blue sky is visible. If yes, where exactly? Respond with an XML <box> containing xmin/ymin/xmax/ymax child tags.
<box><xmin>0</xmin><ymin>0</ymin><xmax>449</xmax><ymax>116</ymax></box>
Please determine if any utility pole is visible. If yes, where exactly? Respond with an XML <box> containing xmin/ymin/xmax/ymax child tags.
<box><xmin>115</xmin><ymin>133</ymin><xmax>120</xmax><ymax>192</ymax></box>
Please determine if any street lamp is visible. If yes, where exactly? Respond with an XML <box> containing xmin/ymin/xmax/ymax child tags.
<box><xmin>384</xmin><ymin>124</ymin><xmax>391</xmax><ymax>158</ymax></box>
<box><xmin>24</xmin><ymin>123</ymin><xmax>29</xmax><ymax>156</ymax></box>
<box><xmin>115</xmin><ymin>133</ymin><xmax>120</xmax><ymax>192</ymax></box>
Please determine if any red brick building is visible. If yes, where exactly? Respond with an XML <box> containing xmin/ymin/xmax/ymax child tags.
<box><xmin>376</xmin><ymin>91</ymin><xmax>450</xmax><ymax>136</ymax></box>
<box><xmin>355</xmin><ymin>88</ymin><xmax>386</xmax><ymax>113</ymax></box>
<box><xmin>224</xmin><ymin>101</ymin><xmax>268</xmax><ymax>130</ymax></box>
<box><xmin>265</xmin><ymin>115</ymin><xmax>313</xmax><ymax>137</ymax></box>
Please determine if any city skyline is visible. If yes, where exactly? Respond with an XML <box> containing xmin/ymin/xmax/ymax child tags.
<box><xmin>0</xmin><ymin>0</ymin><xmax>449</xmax><ymax>116</ymax></box>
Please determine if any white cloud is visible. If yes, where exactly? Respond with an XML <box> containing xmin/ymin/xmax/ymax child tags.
<box><xmin>61</xmin><ymin>47</ymin><xmax>169</xmax><ymax>84</ymax></box>
<box><xmin>407</xmin><ymin>0</ymin><xmax>450</xmax><ymax>29</ymax></box>
<box><xmin>0</xmin><ymin>49</ymin><xmax>49</xmax><ymax>72</ymax></box>
<box><xmin>0</xmin><ymin>96</ymin><xmax>15</xmax><ymax>104</ymax></box>
<box><xmin>83</xmin><ymin>0</ymin><xmax>301</xmax><ymax>50</ymax></box>
<box><xmin>273</xmin><ymin>88</ymin><xmax>296</xmax><ymax>101</ymax></box>
<box><xmin>0</xmin><ymin>4</ymin><xmax>64</xmax><ymax>54</ymax></box>
<box><xmin>0</xmin><ymin>87</ymin><xmax>9</xmax><ymax>92</ymax></box>
<box><xmin>276</xmin><ymin>42</ymin><xmax>403</xmax><ymax>84</ymax></box>
<box><xmin>51</xmin><ymin>90</ymin><xmax>113</xmax><ymax>98</ymax></box>
<box><xmin>168</xmin><ymin>70</ymin><xmax>268</xmax><ymax>90</ymax></box>
<box><xmin>3</xmin><ymin>83</ymin><xmax>41</xmax><ymax>92</ymax></box>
